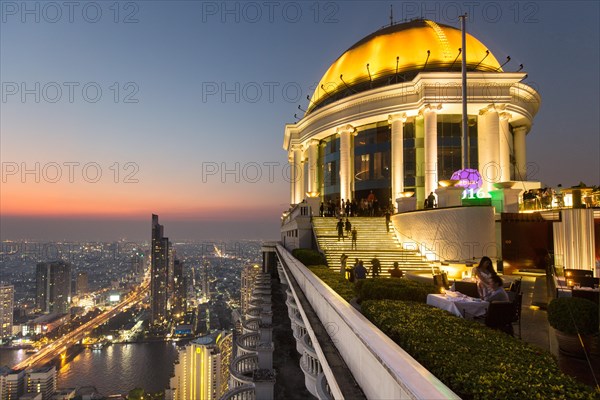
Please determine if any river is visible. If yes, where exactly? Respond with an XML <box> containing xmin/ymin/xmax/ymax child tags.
<box><xmin>0</xmin><ymin>342</ymin><xmax>179</xmax><ymax>395</ymax></box>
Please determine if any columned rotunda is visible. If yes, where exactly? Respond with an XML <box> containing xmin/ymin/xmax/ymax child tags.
<box><xmin>283</xmin><ymin>19</ymin><xmax>541</xmax><ymax>209</ymax></box>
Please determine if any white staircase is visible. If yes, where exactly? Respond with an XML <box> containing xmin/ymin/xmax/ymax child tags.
<box><xmin>312</xmin><ymin>217</ymin><xmax>431</xmax><ymax>273</ymax></box>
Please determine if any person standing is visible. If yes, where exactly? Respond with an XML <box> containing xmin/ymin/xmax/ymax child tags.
<box><xmin>351</xmin><ymin>227</ymin><xmax>357</xmax><ymax>250</ymax></box>
<box><xmin>384</xmin><ymin>209</ymin><xmax>391</xmax><ymax>232</ymax></box>
<box><xmin>345</xmin><ymin>218</ymin><xmax>352</xmax><ymax>237</ymax></box>
<box><xmin>319</xmin><ymin>202</ymin><xmax>324</xmax><ymax>217</ymax></box>
<box><xmin>371</xmin><ymin>257</ymin><xmax>381</xmax><ymax>277</ymax></box>
<box><xmin>337</xmin><ymin>218</ymin><xmax>344</xmax><ymax>241</ymax></box>
<box><xmin>340</xmin><ymin>253</ymin><xmax>348</xmax><ymax>276</ymax></box>
<box><xmin>347</xmin><ymin>258</ymin><xmax>359</xmax><ymax>283</ymax></box>
<box><xmin>425</xmin><ymin>192</ymin><xmax>437</xmax><ymax>209</ymax></box>
<box><xmin>354</xmin><ymin>260</ymin><xmax>367</xmax><ymax>281</ymax></box>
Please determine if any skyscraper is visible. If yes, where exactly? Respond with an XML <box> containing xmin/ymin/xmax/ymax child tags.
<box><xmin>36</xmin><ymin>261</ymin><xmax>72</xmax><ymax>314</ymax></box>
<box><xmin>75</xmin><ymin>272</ymin><xmax>88</xmax><ymax>295</ymax></box>
<box><xmin>151</xmin><ymin>214</ymin><xmax>170</xmax><ymax>323</ymax></box>
<box><xmin>0</xmin><ymin>284</ymin><xmax>14</xmax><ymax>342</ymax></box>
<box><xmin>172</xmin><ymin>259</ymin><xmax>186</xmax><ymax>321</ymax></box>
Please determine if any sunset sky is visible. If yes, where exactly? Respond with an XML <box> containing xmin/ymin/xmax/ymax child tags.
<box><xmin>1</xmin><ymin>1</ymin><xmax>599</xmax><ymax>241</ymax></box>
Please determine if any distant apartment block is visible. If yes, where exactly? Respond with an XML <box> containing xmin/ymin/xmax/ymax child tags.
<box><xmin>36</xmin><ymin>261</ymin><xmax>72</xmax><ymax>314</ymax></box>
<box><xmin>0</xmin><ymin>284</ymin><xmax>14</xmax><ymax>342</ymax></box>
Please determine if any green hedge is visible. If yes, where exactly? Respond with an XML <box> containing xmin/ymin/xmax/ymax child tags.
<box><xmin>308</xmin><ymin>266</ymin><xmax>355</xmax><ymax>302</ymax></box>
<box><xmin>362</xmin><ymin>300</ymin><xmax>598</xmax><ymax>400</ymax></box>
<box><xmin>292</xmin><ymin>248</ymin><xmax>327</xmax><ymax>266</ymax></box>
<box><xmin>548</xmin><ymin>297</ymin><xmax>599</xmax><ymax>335</ymax></box>
<box><xmin>355</xmin><ymin>278</ymin><xmax>438</xmax><ymax>303</ymax></box>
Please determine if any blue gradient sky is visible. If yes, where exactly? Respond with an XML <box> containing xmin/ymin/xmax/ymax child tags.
<box><xmin>1</xmin><ymin>1</ymin><xmax>598</xmax><ymax>241</ymax></box>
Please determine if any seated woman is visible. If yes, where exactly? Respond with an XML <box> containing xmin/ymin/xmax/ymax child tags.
<box><xmin>484</xmin><ymin>275</ymin><xmax>510</xmax><ymax>303</ymax></box>
<box><xmin>473</xmin><ymin>256</ymin><xmax>497</xmax><ymax>299</ymax></box>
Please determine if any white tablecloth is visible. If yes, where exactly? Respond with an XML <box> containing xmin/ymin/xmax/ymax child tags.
<box><xmin>427</xmin><ymin>293</ymin><xmax>489</xmax><ymax>318</ymax></box>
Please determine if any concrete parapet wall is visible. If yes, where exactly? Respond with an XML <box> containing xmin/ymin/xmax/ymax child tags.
<box><xmin>392</xmin><ymin>206</ymin><xmax>496</xmax><ymax>262</ymax></box>
<box><xmin>277</xmin><ymin>244</ymin><xmax>458</xmax><ymax>400</ymax></box>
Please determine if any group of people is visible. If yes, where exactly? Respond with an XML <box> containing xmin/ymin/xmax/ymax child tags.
<box><xmin>522</xmin><ymin>187</ymin><xmax>557</xmax><ymax>210</ymax></box>
<box><xmin>340</xmin><ymin>254</ymin><xmax>403</xmax><ymax>282</ymax></box>
<box><xmin>336</xmin><ymin>218</ymin><xmax>358</xmax><ymax>248</ymax></box>
<box><xmin>472</xmin><ymin>256</ymin><xmax>509</xmax><ymax>302</ymax></box>
<box><xmin>320</xmin><ymin>191</ymin><xmax>394</xmax><ymax>218</ymax></box>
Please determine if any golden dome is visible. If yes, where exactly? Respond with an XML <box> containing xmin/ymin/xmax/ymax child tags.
<box><xmin>308</xmin><ymin>19</ymin><xmax>502</xmax><ymax>113</ymax></box>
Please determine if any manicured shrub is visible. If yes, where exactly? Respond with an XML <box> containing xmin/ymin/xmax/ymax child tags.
<box><xmin>548</xmin><ymin>297</ymin><xmax>599</xmax><ymax>335</ymax></box>
<box><xmin>362</xmin><ymin>300</ymin><xmax>598</xmax><ymax>400</ymax></box>
<box><xmin>308</xmin><ymin>266</ymin><xmax>355</xmax><ymax>302</ymax></box>
<box><xmin>355</xmin><ymin>278</ymin><xmax>438</xmax><ymax>303</ymax></box>
<box><xmin>292</xmin><ymin>248</ymin><xmax>327</xmax><ymax>266</ymax></box>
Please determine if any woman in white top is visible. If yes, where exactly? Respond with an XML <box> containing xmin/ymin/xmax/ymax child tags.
<box><xmin>473</xmin><ymin>256</ymin><xmax>497</xmax><ymax>299</ymax></box>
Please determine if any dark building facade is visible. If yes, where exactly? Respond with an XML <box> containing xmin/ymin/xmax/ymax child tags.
<box><xmin>36</xmin><ymin>261</ymin><xmax>72</xmax><ymax>314</ymax></box>
<box><xmin>172</xmin><ymin>258</ymin><xmax>187</xmax><ymax>321</ymax></box>
<box><xmin>151</xmin><ymin>214</ymin><xmax>170</xmax><ymax>323</ymax></box>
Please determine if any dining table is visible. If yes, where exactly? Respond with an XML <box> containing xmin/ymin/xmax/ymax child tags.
<box><xmin>427</xmin><ymin>291</ymin><xmax>489</xmax><ymax>318</ymax></box>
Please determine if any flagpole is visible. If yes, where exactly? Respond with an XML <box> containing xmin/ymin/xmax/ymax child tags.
<box><xmin>460</xmin><ymin>14</ymin><xmax>468</xmax><ymax>170</ymax></box>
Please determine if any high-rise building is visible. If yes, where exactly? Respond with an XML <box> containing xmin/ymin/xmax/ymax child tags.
<box><xmin>172</xmin><ymin>259</ymin><xmax>186</xmax><ymax>321</ymax></box>
<box><xmin>75</xmin><ymin>272</ymin><xmax>88</xmax><ymax>295</ymax></box>
<box><xmin>25</xmin><ymin>366</ymin><xmax>56</xmax><ymax>400</ymax></box>
<box><xmin>240</xmin><ymin>264</ymin><xmax>260</xmax><ymax>316</ymax></box>
<box><xmin>201</xmin><ymin>261</ymin><xmax>210</xmax><ymax>301</ymax></box>
<box><xmin>36</xmin><ymin>261</ymin><xmax>72</xmax><ymax>314</ymax></box>
<box><xmin>0</xmin><ymin>284</ymin><xmax>14</xmax><ymax>342</ymax></box>
<box><xmin>151</xmin><ymin>214</ymin><xmax>170</xmax><ymax>324</ymax></box>
<box><xmin>131</xmin><ymin>250</ymin><xmax>146</xmax><ymax>276</ymax></box>
<box><xmin>168</xmin><ymin>331</ymin><xmax>232</xmax><ymax>400</ymax></box>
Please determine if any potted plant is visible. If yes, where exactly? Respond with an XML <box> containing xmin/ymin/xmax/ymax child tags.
<box><xmin>547</xmin><ymin>297</ymin><xmax>599</xmax><ymax>357</ymax></box>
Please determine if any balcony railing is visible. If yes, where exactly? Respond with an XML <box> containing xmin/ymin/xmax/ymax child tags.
<box><xmin>236</xmin><ymin>332</ymin><xmax>260</xmax><ymax>354</ymax></box>
<box><xmin>219</xmin><ymin>384</ymin><xmax>255</xmax><ymax>400</ymax></box>
<box><xmin>230</xmin><ymin>353</ymin><xmax>258</xmax><ymax>387</ymax></box>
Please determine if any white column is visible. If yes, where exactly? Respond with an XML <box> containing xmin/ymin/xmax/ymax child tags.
<box><xmin>389</xmin><ymin>113</ymin><xmax>407</xmax><ymax>208</ymax></box>
<box><xmin>337</xmin><ymin>124</ymin><xmax>355</xmax><ymax>202</ymax></box>
<box><xmin>513</xmin><ymin>126</ymin><xmax>528</xmax><ymax>181</ymax></box>
<box><xmin>498</xmin><ymin>112</ymin><xmax>512</xmax><ymax>182</ymax></box>
<box><xmin>478</xmin><ymin>105</ymin><xmax>500</xmax><ymax>192</ymax></box>
<box><xmin>288</xmin><ymin>153</ymin><xmax>295</xmax><ymax>205</ymax></box>
<box><xmin>421</xmin><ymin>105</ymin><xmax>440</xmax><ymax>200</ymax></box>
<box><xmin>291</xmin><ymin>144</ymin><xmax>304</xmax><ymax>204</ymax></box>
<box><xmin>307</xmin><ymin>139</ymin><xmax>319</xmax><ymax>194</ymax></box>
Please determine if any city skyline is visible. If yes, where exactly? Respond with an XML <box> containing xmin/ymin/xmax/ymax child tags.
<box><xmin>1</xmin><ymin>1</ymin><xmax>599</xmax><ymax>241</ymax></box>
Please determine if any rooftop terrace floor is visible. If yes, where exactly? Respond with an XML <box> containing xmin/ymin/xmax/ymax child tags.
<box><xmin>518</xmin><ymin>275</ymin><xmax>599</xmax><ymax>389</ymax></box>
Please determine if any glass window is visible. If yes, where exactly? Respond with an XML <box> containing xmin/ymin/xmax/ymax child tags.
<box><xmin>355</xmin><ymin>154</ymin><xmax>370</xmax><ymax>181</ymax></box>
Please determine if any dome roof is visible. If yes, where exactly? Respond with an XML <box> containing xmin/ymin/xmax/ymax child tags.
<box><xmin>308</xmin><ymin>19</ymin><xmax>502</xmax><ymax>114</ymax></box>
